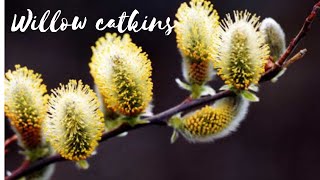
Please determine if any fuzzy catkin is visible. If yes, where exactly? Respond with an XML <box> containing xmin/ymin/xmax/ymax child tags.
<box><xmin>44</xmin><ymin>80</ymin><xmax>104</xmax><ymax>161</ymax></box>
<box><xmin>90</xmin><ymin>33</ymin><xmax>153</xmax><ymax>117</ymax></box>
<box><xmin>175</xmin><ymin>0</ymin><xmax>219</xmax><ymax>86</ymax></box>
<box><xmin>214</xmin><ymin>11</ymin><xmax>270</xmax><ymax>90</ymax></box>
<box><xmin>5</xmin><ymin>65</ymin><xmax>48</xmax><ymax>149</ymax></box>
<box><xmin>176</xmin><ymin>96</ymin><xmax>249</xmax><ymax>143</ymax></box>
<box><xmin>260</xmin><ymin>17</ymin><xmax>286</xmax><ymax>61</ymax></box>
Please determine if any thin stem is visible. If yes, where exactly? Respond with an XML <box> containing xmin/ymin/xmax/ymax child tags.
<box><xmin>284</xmin><ymin>49</ymin><xmax>307</xmax><ymax>68</ymax></box>
<box><xmin>5</xmin><ymin>1</ymin><xmax>320</xmax><ymax>179</ymax></box>
<box><xmin>100</xmin><ymin>90</ymin><xmax>233</xmax><ymax>141</ymax></box>
<box><xmin>5</xmin><ymin>135</ymin><xmax>18</xmax><ymax>147</ymax></box>
<box><xmin>5</xmin><ymin>135</ymin><xmax>18</xmax><ymax>154</ymax></box>
<box><xmin>5</xmin><ymin>160</ymin><xmax>30</xmax><ymax>180</ymax></box>
<box><xmin>260</xmin><ymin>1</ymin><xmax>320</xmax><ymax>82</ymax></box>
<box><xmin>277</xmin><ymin>2</ymin><xmax>319</xmax><ymax>66</ymax></box>
<box><xmin>5</xmin><ymin>91</ymin><xmax>234</xmax><ymax>180</ymax></box>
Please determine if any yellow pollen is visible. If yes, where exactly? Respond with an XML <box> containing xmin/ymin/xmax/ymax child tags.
<box><xmin>183</xmin><ymin>105</ymin><xmax>234</xmax><ymax>137</ymax></box>
<box><xmin>89</xmin><ymin>33</ymin><xmax>153</xmax><ymax>117</ymax></box>
<box><xmin>5</xmin><ymin>65</ymin><xmax>48</xmax><ymax>149</ymax></box>
<box><xmin>214</xmin><ymin>10</ymin><xmax>270</xmax><ymax>90</ymax></box>
<box><xmin>44</xmin><ymin>80</ymin><xmax>104</xmax><ymax>161</ymax></box>
<box><xmin>175</xmin><ymin>0</ymin><xmax>219</xmax><ymax>85</ymax></box>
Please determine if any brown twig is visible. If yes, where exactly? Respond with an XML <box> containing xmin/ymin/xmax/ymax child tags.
<box><xmin>5</xmin><ymin>135</ymin><xmax>18</xmax><ymax>154</ymax></box>
<box><xmin>5</xmin><ymin>135</ymin><xmax>18</xmax><ymax>147</ymax></box>
<box><xmin>260</xmin><ymin>1</ymin><xmax>319</xmax><ymax>82</ymax></box>
<box><xmin>277</xmin><ymin>2</ymin><xmax>319</xmax><ymax>66</ymax></box>
<box><xmin>5</xmin><ymin>1</ymin><xmax>320</xmax><ymax>180</ymax></box>
<box><xmin>284</xmin><ymin>49</ymin><xmax>307</xmax><ymax>68</ymax></box>
<box><xmin>5</xmin><ymin>90</ymin><xmax>234</xmax><ymax>180</ymax></box>
<box><xmin>5</xmin><ymin>160</ymin><xmax>30</xmax><ymax>180</ymax></box>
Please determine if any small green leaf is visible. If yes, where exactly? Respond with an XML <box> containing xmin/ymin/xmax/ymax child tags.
<box><xmin>20</xmin><ymin>145</ymin><xmax>51</xmax><ymax>161</ymax></box>
<box><xmin>76</xmin><ymin>160</ymin><xmax>89</xmax><ymax>170</ymax></box>
<box><xmin>168</xmin><ymin>114</ymin><xmax>182</xmax><ymax>129</ymax></box>
<box><xmin>175</xmin><ymin>78</ymin><xmax>191</xmax><ymax>91</ymax></box>
<box><xmin>200</xmin><ymin>85</ymin><xmax>216</xmax><ymax>96</ymax></box>
<box><xmin>170</xmin><ymin>130</ymin><xmax>179</xmax><ymax>144</ymax></box>
<box><xmin>190</xmin><ymin>84</ymin><xmax>203</xmax><ymax>99</ymax></box>
<box><xmin>126</xmin><ymin>118</ymin><xmax>149</xmax><ymax>127</ymax></box>
<box><xmin>219</xmin><ymin>85</ymin><xmax>231</xmax><ymax>91</ymax></box>
<box><xmin>271</xmin><ymin>68</ymin><xmax>287</xmax><ymax>83</ymax></box>
<box><xmin>241</xmin><ymin>90</ymin><xmax>260</xmax><ymax>102</ymax></box>
<box><xmin>117</xmin><ymin>132</ymin><xmax>128</xmax><ymax>137</ymax></box>
<box><xmin>248</xmin><ymin>85</ymin><xmax>259</xmax><ymax>92</ymax></box>
<box><xmin>105</xmin><ymin>117</ymin><xmax>124</xmax><ymax>132</ymax></box>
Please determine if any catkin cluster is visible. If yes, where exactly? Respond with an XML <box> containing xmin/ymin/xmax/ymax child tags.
<box><xmin>4</xmin><ymin>0</ymin><xmax>288</xmax><ymax>177</ymax></box>
<box><xmin>171</xmin><ymin>0</ymin><xmax>286</xmax><ymax>142</ymax></box>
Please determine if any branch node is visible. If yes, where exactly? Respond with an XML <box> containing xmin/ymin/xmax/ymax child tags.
<box><xmin>284</xmin><ymin>49</ymin><xmax>307</xmax><ymax>68</ymax></box>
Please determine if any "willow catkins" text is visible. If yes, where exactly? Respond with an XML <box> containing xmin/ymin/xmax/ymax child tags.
<box><xmin>11</xmin><ymin>9</ymin><xmax>175</xmax><ymax>35</ymax></box>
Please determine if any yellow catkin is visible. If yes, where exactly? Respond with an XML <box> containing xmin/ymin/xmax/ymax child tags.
<box><xmin>183</xmin><ymin>105</ymin><xmax>233</xmax><ymax>137</ymax></box>
<box><xmin>214</xmin><ymin>11</ymin><xmax>270</xmax><ymax>90</ymax></box>
<box><xmin>44</xmin><ymin>80</ymin><xmax>104</xmax><ymax>161</ymax></box>
<box><xmin>185</xmin><ymin>61</ymin><xmax>210</xmax><ymax>85</ymax></box>
<box><xmin>89</xmin><ymin>33</ymin><xmax>153</xmax><ymax>116</ymax></box>
<box><xmin>5</xmin><ymin>65</ymin><xmax>48</xmax><ymax>149</ymax></box>
<box><xmin>175</xmin><ymin>0</ymin><xmax>220</xmax><ymax>85</ymax></box>
<box><xmin>177</xmin><ymin>96</ymin><xmax>249</xmax><ymax>142</ymax></box>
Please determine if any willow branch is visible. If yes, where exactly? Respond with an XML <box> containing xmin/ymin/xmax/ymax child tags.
<box><xmin>5</xmin><ymin>135</ymin><xmax>18</xmax><ymax>148</ymax></box>
<box><xmin>260</xmin><ymin>1</ymin><xmax>319</xmax><ymax>82</ymax></box>
<box><xmin>6</xmin><ymin>90</ymin><xmax>234</xmax><ymax>180</ymax></box>
<box><xmin>5</xmin><ymin>135</ymin><xmax>18</xmax><ymax>154</ymax></box>
<box><xmin>5</xmin><ymin>160</ymin><xmax>30</xmax><ymax>180</ymax></box>
<box><xmin>6</xmin><ymin>1</ymin><xmax>320</xmax><ymax>180</ymax></box>
<box><xmin>284</xmin><ymin>49</ymin><xmax>307</xmax><ymax>68</ymax></box>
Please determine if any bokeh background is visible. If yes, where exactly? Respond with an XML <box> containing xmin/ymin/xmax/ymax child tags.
<box><xmin>5</xmin><ymin>0</ymin><xmax>320</xmax><ymax>179</ymax></box>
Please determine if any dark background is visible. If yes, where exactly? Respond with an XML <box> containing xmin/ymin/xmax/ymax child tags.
<box><xmin>5</xmin><ymin>0</ymin><xmax>320</xmax><ymax>179</ymax></box>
